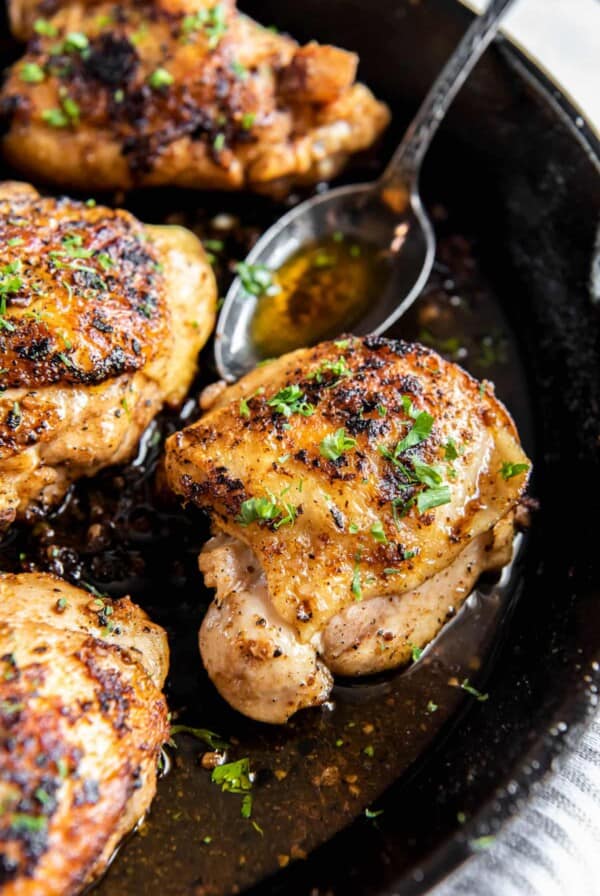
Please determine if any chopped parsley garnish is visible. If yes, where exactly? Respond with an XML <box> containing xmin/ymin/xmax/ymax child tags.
<box><xmin>394</xmin><ymin>408</ymin><xmax>433</xmax><ymax>454</ymax></box>
<box><xmin>42</xmin><ymin>93</ymin><xmax>80</xmax><ymax>128</ymax></box>
<box><xmin>241</xmin><ymin>794</ymin><xmax>253</xmax><ymax>818</ymax></box>
<box><xmin>308</xmin><ymin>356</ymin><xmax>351</xmax><ymax>384</ymax></box>
<box><xmin>0</xmin><ymin>261</ymin><xmax>22</xmax><ymax>329</ymax></box>
<box><xmin>211</xmin><ymin>758</ymin><xmax>252</xmax><ymax>792</ymax></box>
<box><xmin>148</xmin><ymin>67</ymin><xmax>174</xmax><ymax>89</ymax></box>
<box><xmin>235</xmin><ymin>261</ymin><xmax>279</xmax><ymax>298</ymax></box>
<box><xmin>203</xmin><ymin>239</ymin><xmax>224</xmax><ymax>252</ymax></box>
<box><xmin>181</xmin><ymin>4</ymin><xmax>228</xmax><ymax>48</ymax></box>
<box><xmin>365</xmin><ymin>808</ymin><xmax>384</xmax><ymax>819</ymax></box>
<box><xmin>320</xmin><ymin>427</ymin><xmax>356</xmax><ymax>461</ymax></box>
<box><xmin>20</xmin><ymin>62</ymin><xmax>46</xmax><ymax>83</ymax></box>
<box><xmin>351</xmin><ymin>553</ymin><xmax>362</xmax><ymax>600</ymax></box>
<box><xmin>170</xmin><ymin>724</ymin><xmax>228</xmax><ymax>750</ymax></box>
<box><xmin>443</xmin><ymin>438</ymin><xmax>462</xmax><ymax>460</ymax></box>
<box><xmin>370</xmin><ymin>520</ymin><xmax>387</xmax><ymax>544</ymax></box>
<box><xmin>313</xmin><ymin>251</ymin><xmax>335</xmax><ymax>268</ymax></box>
<box><xmin>378</xmin><ymin>399</ymin><xmax>453</xmax><ymax>518</ymax></box>
<box><xmin>236</xmin><ymin>491</ymin><xmax>296</xmax><ymax>529</ymax></box>
<box><xmin>267</xmin><ymin>385</ymin><xmax>314</xmax><ymax>418</ymax></box>
<box><xmin>460</xmin><ymin>678</ymin><xmax>489</xmax><ymax>702</ymax></box>
<box><xmin>416</xmin><ymin>484</ymin><xmax>452</xmax><ymax>514</ymax></box>
<box><xmin>11</xmin><ymin>814</ymin><xmax>47</xmax><ymax>833</ymax></box>
<box><xmin>230</xmin><ymin>59</ymin><xmax>247</xmax><ymax>79</ymax></box>
<box><xmin>410</xmin><ymin>644</ymin><xmax>423</xmax><ymax>662</ymax></box>
<box><xmin>63</xmin><ymin>31</ymin><xmax>89</xmax><ymax>53</ymax></box>
<box><xmin>500</xmin><ymin>461</ymin><xmax>529</xmax><ymax>480</ymax></box>
<box><xmin>62</xmin><ymin>232</ymin><xmax>94</xmax><ymax>258</ymax></box>
<box><xmin>471</xmin><ymin>835</ymin><xmax>496</xmax><ymax>851</ymax></box>
<box><xmin>363</xmin><ymin>744</ymin><xmax>374</xmax><ymax>757</ymax></box>
<box><xmin>34</xmin><ymin>18</ymin><xmax>58</xmax><ymax>36</ymax></box>
<box><xmin>427</xmin><ymin>700</ymin><xmax>438</xmax><ymax>713</ymax></box>
<box><xmin>34</xmin><ymin>787</ymin><xmax>52</xmax><ymax>807</ymax></box>
<box><xmin>239</xmin><ymin>387</ymin><xmax>265</xmax><ymax>418</ymax></box>
<box><xmin>241</xmin><ymin>112</ymin><xmax>256</xmax><ymax>130</ymax></box>
<box><xmin>7</xmin><ymin>237</ymin><xmax>24</xmax><ymax>247</ymax></box>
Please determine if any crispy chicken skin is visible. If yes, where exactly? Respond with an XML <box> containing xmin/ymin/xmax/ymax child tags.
<box><xmin>0</xmin><ymin>181</ymin><xmax>216</xmax><ymax>527</ymax></box>
<box><xmin>166</xmin><ymin>336</ymin><xmax>531</xmax><ymax>723</ymax></box>
<box><xmin>1</xmin><ymin>0</ymin><xmax>390</xmax><ymax>195</ymax></box>
<box><xmin>0</xmin><ymin>572</ymin><xmax>169</xmax><ymax>895</ymax></box>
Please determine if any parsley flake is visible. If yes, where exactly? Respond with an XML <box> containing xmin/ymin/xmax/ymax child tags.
<box><xmin>351</xmin><ymin>553</ymin><xmax>362</xmax><ymax>600</ymax></box>
<box><xmin>20</xmin><ymin>62</ymin><xmax>46</xmax><ymax>83</ymax></box>
<box><xmin>308</xmin><ymin>356</ymin><xmax>351</xmax><ymax>384</ymax></box>
<box><xmin>148</xmin><ymin>67</ymin><xmax>174</xmax><ymax>89</ymax></box>
<box><xmin>460</xmin><ymin>678</ymin><xmax>489</xmax><ymax>702</ymax></box>
<box><xmin>500</xmin><ymin>461</ymin><xmax>529</xmax><ymax>480</ymax></box>
<box><xmin>235</xmin><ymin>262</ymin><xmax>279</xmax><ymax>298</ymax></box>
<box><xmin>320</xmin><ymin>427</ymin><xmax>356</xmax><ymax>461</ymax></box>
<box><xmin>34</xmin><ymin>18</ymin><xmax>58</xmax><ymax>36</ymax></box>
<box><xmin>267</xmin><ymin>385</ymin><xmax>314</xmax><ymax>418</ymax></box>
<box><xmin>370</xmin><ymin>520</ymin><xmax>387</xmax><ymax>543</ymax></box>
<box><xmin>236</xmin><ymin>492</ymin><xmax>296</xmax><ymax>529</ymax></box>
<box><xmin>211</xmin><ymin>757</ymin><xmax>252</xmax><ymax>794</ymax></box>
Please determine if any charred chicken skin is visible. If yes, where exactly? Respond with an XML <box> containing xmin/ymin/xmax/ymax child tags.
<box><xmin>0</xmin><ymin>572</ymin><xmax>169</xmax><ymax>895</ymax></box>
<box><xmin>166</xmin><ymin>336</ymin><xmax>531</xmax><ymax>723</ymax></box>
<box><xmin>1</xmin><ymin>0</ymin><xmax>390</xmax><ymax>195</ymax></box>
<box><xmin>0</xmin><ymin>181</ymin><xmax>216</xmax><ymax>527</ymax></box>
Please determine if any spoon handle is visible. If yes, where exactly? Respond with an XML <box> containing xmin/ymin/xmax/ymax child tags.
<box><xmin>380</xmin><ymin>0</ymin><xmax>517</xmax><ymax>192</ymax></box>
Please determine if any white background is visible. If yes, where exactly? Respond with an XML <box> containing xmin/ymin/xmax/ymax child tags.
<box><xmin>462</xmin><ymin>0</ymin><xmax>600</xmax><ymax>132</ymax></box>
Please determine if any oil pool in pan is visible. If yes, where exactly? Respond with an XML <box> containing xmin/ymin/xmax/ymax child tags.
<box><xmin>0</xmin><ymin>189</ymin><xmax>532</xmax><ymax>895</ymax></box>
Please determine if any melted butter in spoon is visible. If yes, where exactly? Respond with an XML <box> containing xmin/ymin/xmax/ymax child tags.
<box><xmin>251</xmin><ymin>233</ymin><xmax>390</xmax><ymax>359</ymax></box>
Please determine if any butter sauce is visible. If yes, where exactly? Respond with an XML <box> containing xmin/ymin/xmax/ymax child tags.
<box><xmin>251</xmin><ymin>233</ymin><xmax>390</xmax><ymax>358</ymax></box>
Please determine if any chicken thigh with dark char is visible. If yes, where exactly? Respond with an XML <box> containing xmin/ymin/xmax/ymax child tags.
<box><xmin>1</xmin><ymin>0</ymin><xmax>390</xmax><ymax>195</ymax></box>
<box><xmin>0</xmin><ymin>572</ymin><xmax>169</xmax><ymax>896</ymax></box>
<box><xmin>166</xmin><ymin>336</ymin><xmax>531</xmax><ymax>723</ymax></box>
<box><xmin>0</xmin><ymin>181</ymin><xmax>216</xmax><ymax>528</ymax></box>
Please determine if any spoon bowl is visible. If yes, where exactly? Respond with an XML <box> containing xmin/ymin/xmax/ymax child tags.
<box><xmin>215</xmin><ymin>183</ymin><xmax>435</xmax><ymax>381</ymax></box>
<box><xmin>215</xmin><ymin>0</ymin><xmax>516</xmax><ymax>382</ymax></box>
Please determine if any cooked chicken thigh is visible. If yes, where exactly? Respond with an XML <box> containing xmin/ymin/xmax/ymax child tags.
<box><xmin>0</xmin><ymin>572</ymin><xmax>169</xmax><ymax>895</ymax></box>
<box><xmin>0</xmin><ymin>181</ymin><xmax>216</xmax><ymax>527</ymax></box>
<box><xmin>166</xmin><ymin>336</ymin><xmax>531</xmax><ymax>723</ymax></box>
<box><xmin>1</xmin><ymin>0</ymin><xmax>389</xmax><ymax>194</ymax></box>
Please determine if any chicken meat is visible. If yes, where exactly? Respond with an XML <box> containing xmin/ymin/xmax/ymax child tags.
<box><xmin>0</xmin><ymin>572</ymin><xmax>169</xmax><ymax>895</ymax></box>
<box><xmin>166</xmin><ymin>335</ymin><xmax>531</xmax><ymax>723</ymax></box>
<box><xmin>0</xmin><ymin>181</ymin><xmax>216</xmax><ymax>528</ymax></box>
<box><xmin>1</xmin><ymin>0</ymin><xmax>390</xmax><ymax>195</ymax></box>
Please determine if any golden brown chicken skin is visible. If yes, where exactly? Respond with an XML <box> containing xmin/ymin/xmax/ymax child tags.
<box><xmin>0</xmin><ymin>181</ymin><xmax>216</xmax><ymax>527</ymax></box>
<box><xmin>1</xmin><ymin>0</ymin><xmax>390</xmax><ymax>194</ymax></box>
<box><xmin>0</xmin><ymin>572</ymin><xmax>169</xmax><ymax>896</ymax></box>
<box><xmin>166</xmin><ymin>336</ymin><xmax>531</xmax><ymax>723</ymax></box>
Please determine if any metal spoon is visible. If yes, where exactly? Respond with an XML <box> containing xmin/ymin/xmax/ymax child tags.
<box><xmin>216</xmin><ymin>0</ymin><xmax>517</xmax><ymax>382</ymax></box>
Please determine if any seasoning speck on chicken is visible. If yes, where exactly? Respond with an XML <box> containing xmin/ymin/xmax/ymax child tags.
<box><xmin>166</xmin><ymin>336</ymin><xmax>531</xmax><ymax>723</ymax></box>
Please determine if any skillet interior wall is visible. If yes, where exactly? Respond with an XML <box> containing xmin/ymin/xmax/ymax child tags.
<box><xmin>237</xmin><ymin>1</ymin><xmax>600</xmax><ymax>894</ymax></box>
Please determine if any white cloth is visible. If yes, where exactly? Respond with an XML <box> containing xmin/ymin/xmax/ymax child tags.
<box><xmin>434</xmin><ymin>715</ymin><xmax>600</xmax><ymax>896</ymax></box>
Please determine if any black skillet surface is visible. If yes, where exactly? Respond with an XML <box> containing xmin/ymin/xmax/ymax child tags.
<box><xmin>1</xmin><ymin>1</ymin><xmax>600</xmax><ymax>894</ymax></box>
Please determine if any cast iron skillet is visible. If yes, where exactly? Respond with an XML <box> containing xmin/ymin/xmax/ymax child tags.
<box><xmin>1</xmin><ymin>1</ymin><xmax>599</xmax><ymax>894</ymax></box>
